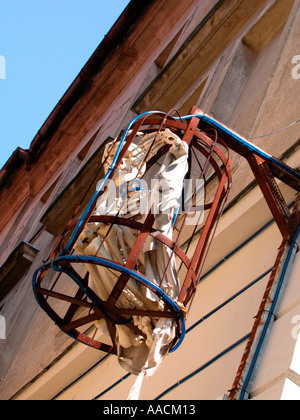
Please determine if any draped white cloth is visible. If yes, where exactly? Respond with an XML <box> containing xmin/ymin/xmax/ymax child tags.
<box><xmin>74</xmin><ymin>129</ymin><xmax>189</xmax><ymax>392</ymax></box>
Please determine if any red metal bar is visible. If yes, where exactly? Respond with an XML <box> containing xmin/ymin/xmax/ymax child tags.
<box><xmin>247</xmin><ymin>154</ymin><xmax>291</xmax><ymax>238</ymax></box>
<box><xmin>32</xmin><ymin>110</ymin><xmax>234</xmax><ymax>354</ymax></box>
<box><xmin>178</xmin><ymin>170</ymin><xmax>229</xmax><ymax>305</ymax></box>
<box><xmin>107</xmin><ymin>212</ymin><xmax>155</xmax><ymax>306</ymax></box>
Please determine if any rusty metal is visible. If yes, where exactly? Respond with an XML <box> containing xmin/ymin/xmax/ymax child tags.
<box><xmin>33</xmin><ymin>107</ymin><xmax>300</xmax><ymax>376</ymax></box>
<box><xmin>33</xmin><ymin>109</ymin><xmax>232</xmax><ymax>354</ymax></box>
<box><xmin>247</xmin><ymin>155</ymin><xmax>291</xmax><ymax>238</ymax></box>
<box><xmin>228</xmin><ymin>198</ymin><xmax>300</xmax><ymax>400</ymax></box>
<box><xmin>227</xmin><ymin>240</ymin><xmax>289</xmax><ymax>400</ymax></box>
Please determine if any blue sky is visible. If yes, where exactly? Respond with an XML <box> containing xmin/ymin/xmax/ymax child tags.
<box><xmin>0</xmin><ymin>0</ymin><xmax>129</xmax><ymax>169</ymax></box>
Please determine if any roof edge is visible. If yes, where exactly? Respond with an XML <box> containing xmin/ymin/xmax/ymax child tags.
<box><xmin>0</xmin><ymin>0</ymin><xmax>155</xmax><ymax>190</ymax></box>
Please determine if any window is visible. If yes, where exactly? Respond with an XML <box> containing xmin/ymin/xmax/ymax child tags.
<box><xmin>133</xmin><ymin>0</ymin><xmax>272</xmax><ymax>114</ymax></box>
<box><xmin>40</xmin><ymin>137</ymin><xmax>113</xmax><ymax>236</ymax></box>
<box><xmin>209</xmin><ymin>42</ymin><xmax>257</xmax><ymax>125</ymax></box>
<box><xmin>0</xmin><ymin>241</ymin><xmax>39</xmax><ymax>301</ymax></box>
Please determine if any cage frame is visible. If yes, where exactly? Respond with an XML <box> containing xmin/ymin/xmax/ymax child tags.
<box><xmin>32</xmin><ymin>107</ymin><xmax>300</xmax><ymax>361</ymax></box>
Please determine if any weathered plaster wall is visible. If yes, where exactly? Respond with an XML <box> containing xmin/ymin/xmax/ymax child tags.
<box><xmin>0</xmin><ymin>0</ymin><xmax>299</xmax><ymax>400</ymax></box>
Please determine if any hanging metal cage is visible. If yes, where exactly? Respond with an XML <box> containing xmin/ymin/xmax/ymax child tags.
<box><xmin>32</xmin><ymin>107</ymin><xmax>300</xmax><ymax>375</ymax></box>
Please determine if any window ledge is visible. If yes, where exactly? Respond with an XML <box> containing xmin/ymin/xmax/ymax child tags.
<box><xmin>0</xmin><ymin>242</ymin><xmax>39</xmax><ymax>301</ymax></box>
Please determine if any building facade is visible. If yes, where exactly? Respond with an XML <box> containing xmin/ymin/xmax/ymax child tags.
<box><xmin>0</xmin><ymin>0</ymin><xmax>300</xmax><ymax>400</ymax></box>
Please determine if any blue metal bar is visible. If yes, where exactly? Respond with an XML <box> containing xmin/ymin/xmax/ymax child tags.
<box><xmin>32</xmin><ymin>254</ymin><xmax>186</xmax><ymax>352</ymax></box>
<box><xmin>64</xmin><ymin>109</ymin><xmax>299</xmax><ymax>254</ymax></box>
<box><xmin>187</xmin><ymin>268</ymin><xmax>273</xmax><ymax>334</ymax></box>
<box><xmin>92</xmin><ymin>373</ymin><xmax>131</xmax><ymax>400</ymax></box>
<box><xmin>176</xmin><ymin>112</ymin><xmax>300</xmax><ymax>181</ymax></box>
<box><xmin>52</xmin><ymin>265</ymin><xmax>269</xmax><ymax>400</ymax></box>
<box><xmin>52</xmin><ymin>353</ymin><xmax>111</xmax><ymax>400</ymax></box>
<box><xmin>36</xmin><ymin>110</ymin><xmax>299</xmax><ymax>399</ymax></box>
<box><xmin>155</xmin><ymin>333</ymin><xmax>251</xmax><ymax>400</ymax></box>
<box><xmin>64</xmin><ymin>110</ymin><xmax>165</xmax><ymax>253</ymax></box>
<box><xmin>239</xmin><ymin>224</ymin><xmax>300</xmax><ymax>400</ymax></box>
<box><xmin>89</xmin><ymin>268</ymin><xmax>269</xmax><ymax>400</ymax></box>
<box><xmin>65</xmin><ymin>110</ymin><xmax>299</xmax><ymax>255</ymax></box>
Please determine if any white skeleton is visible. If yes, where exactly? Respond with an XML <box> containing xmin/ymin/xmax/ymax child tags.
<box><xmin>74</xmin><ymin>129</ymin><xmax>189</xmax><ymax>385</ymax></box>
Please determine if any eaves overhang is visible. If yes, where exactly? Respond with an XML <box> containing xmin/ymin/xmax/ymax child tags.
<box><xmin>0</xmin><ymin>0</ymin><xmax>155</xmax><ymax>191</ymax></box>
